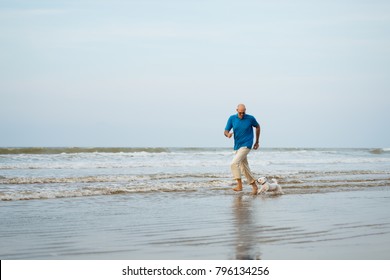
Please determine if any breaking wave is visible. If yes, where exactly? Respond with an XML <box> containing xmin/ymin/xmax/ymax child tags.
<box><xmin>2</xmin><ymin>147</ymin><xmax>388</xmax><ymax>155</ymax></box>
<box><xmin>370</xmin><ymin>148</ymin><xmax>390</xmax><ymax>155</ymax></box>
<box><xmin>0</xmin><ymin>147</ymin><xmax>171</xmax><ymax>155</ymax></box>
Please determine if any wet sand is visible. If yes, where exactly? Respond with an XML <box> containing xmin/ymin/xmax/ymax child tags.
<box><xmin>1</xmin><ymin>187</ymin><xmax>390</xmax><ymax>259</ymax></box>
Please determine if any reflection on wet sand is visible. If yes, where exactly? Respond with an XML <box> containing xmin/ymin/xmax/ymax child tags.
<box><xmin>233</xmin><ymin>194</ymin><xmax>261</xmax><ymax>260</ymax></box>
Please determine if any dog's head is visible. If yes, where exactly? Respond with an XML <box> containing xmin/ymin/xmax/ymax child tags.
<box><xmin>257</xmin><ymin>177</ymin><xmax>267</xmax><ymax>184</ymax></box>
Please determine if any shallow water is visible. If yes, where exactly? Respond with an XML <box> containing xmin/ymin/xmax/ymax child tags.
<box><xmin>1</xmin><ymin>147</ymin><xmax>390</xmax><ymax>259</ymax></box>
<box><xmin>1</xmin><ymin>188</ymin><xmax>389</xmax><ymax>259</ymax></box>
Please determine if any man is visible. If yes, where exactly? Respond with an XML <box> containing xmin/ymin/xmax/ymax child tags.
<box><xmin>224</xmin><ymin>104</ymin><xmax>260</xmax><ymax>195</ymax></box>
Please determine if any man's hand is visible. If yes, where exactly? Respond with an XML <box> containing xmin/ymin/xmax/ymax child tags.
<box><xmin>224</xmin><ymin>130</ymin><xmax>233</xmax><ymax>138</ymax></box>
<box><xmin>253</xmin><ymin>142</ymin><xmax>259</xmax><ymax>150</ymax></box>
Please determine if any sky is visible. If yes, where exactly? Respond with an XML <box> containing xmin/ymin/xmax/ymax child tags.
<box><xmin>1</xmin><ymin>0</ymin><xmax>390</xmax><ymax>148</ymax></box>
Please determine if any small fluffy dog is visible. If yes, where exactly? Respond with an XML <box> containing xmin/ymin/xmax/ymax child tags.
<box><xmin>257</xmin><ymin>177</ymin><xmax>284</xmax><ymax>195</ymax></box>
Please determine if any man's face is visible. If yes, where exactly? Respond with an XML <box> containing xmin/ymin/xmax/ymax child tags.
<box><xmin>237</xmin><ymin>107</ymin><xmax>246</xmax><ymax>119</ymax></box>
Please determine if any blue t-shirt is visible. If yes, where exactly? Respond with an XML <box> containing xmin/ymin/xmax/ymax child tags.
<box><xmin>225</xmin><ymin>114</ymin><xmax>259</xmax><ymax>150</ymax></box>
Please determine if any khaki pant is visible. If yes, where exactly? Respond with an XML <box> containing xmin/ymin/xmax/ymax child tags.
<box><xmin>230</xmin><ymin>147</ymin><xmax>256</xmax><ymax>184</ymax></box>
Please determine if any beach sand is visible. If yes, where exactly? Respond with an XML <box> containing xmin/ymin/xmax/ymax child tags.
<box><xmin>1</xmin><ymin>186</ymin><xmax>390</xmax><ymax>260</ymax></box>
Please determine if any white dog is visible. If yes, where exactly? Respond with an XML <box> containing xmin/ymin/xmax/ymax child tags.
<box><xmin>257</xmin><ymin>177</ymin><xmax>284</xmax><ymax>195</ymax></box>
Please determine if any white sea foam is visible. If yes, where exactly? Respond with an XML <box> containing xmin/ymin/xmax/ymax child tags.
<box><xmin>1</xmin><ymin>148</ymin><xmax>390</xmax><ymax>201</ymax></box>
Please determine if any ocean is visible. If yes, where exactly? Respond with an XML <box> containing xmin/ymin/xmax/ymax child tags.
<box><xmin>1</xmin><ymin>147</ymin><xmax>390</xmax><ymax>259</ymax></box>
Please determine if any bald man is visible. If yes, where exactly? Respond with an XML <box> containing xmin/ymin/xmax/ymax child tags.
<box><xmin>224</xmin><ymin>104</ymin><xmax>260</xmax><ymax>195</ymax></box>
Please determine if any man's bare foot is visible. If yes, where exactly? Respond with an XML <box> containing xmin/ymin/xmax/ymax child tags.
<box><xmin>251</xmin><ymin>183</ymin><xmax>258</xmax><ymax>195</ymax></box>
<box><xmin>233</xmin><ymin>179</ymin><xmax>243</xmax><ymax>192</ymax></box>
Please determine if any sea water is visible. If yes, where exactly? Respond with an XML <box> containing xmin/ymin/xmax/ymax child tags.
<box><xmin>1</xmin><ymin>147</ymin><xmax>390</xmax><ymax>259</ymax></box>
<box><xmin>1</xmin><ymin>147</ymin><xmax>389</xmax><ymax>201</ymax></box>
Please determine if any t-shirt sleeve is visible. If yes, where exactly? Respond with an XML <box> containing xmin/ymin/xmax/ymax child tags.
<box><xmin>252</xmin><ymin>116</ymin><xmax>259</xmax><ymax>127</ymax></box>
<box><xmin>225</xmin><ymin>116</ymin><xmax>233</xmax><ymax>131</ymax></box>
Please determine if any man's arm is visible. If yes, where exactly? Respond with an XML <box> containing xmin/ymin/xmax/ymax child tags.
<box><xmin>224</xmin><ymin>116</ymin><xmax>233</xmax><ymax>138</ymax></box>
<box><xmin>253</xmin><ymin>125</ymin><xmax>260</xmax><ymax>149</ymax></box>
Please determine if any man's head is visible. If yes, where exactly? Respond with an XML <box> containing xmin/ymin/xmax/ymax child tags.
<box><xmin>236</xmin><ymin>104</ymin><xmax>246</xmax><ymax>119</ymax></box>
